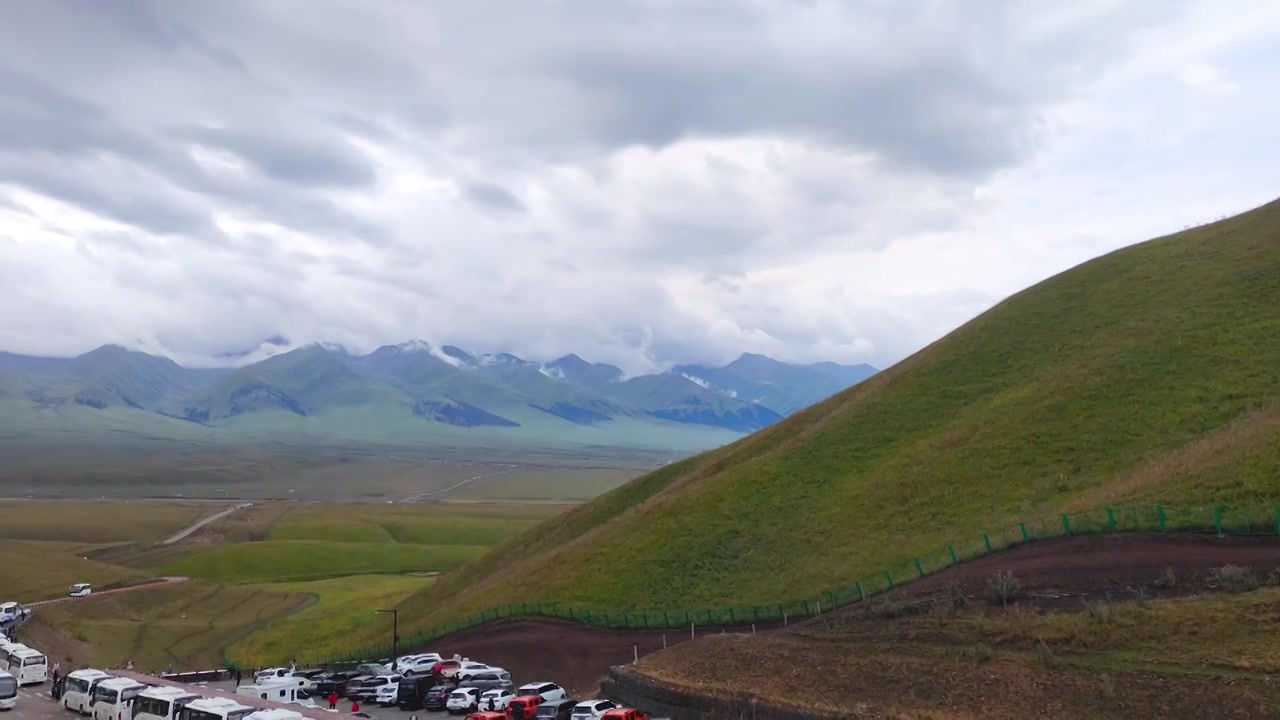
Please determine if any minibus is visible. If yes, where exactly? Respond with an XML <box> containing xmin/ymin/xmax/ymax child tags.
<box><xmin>0</xmin><ymin>669</ymin><xmax>16</xmax><ymax>711</ymax></box>
<box><xmin>5</xmin><ymin>647</ymin><xmax>46</xmax><ymax>685</ymax></box>
<box><xmin>132</xmin><ymin>686</ymin><xmax>202</xmax><ymax>720</ymax></box>
<box><xmin>177</xmin><ymin>696</ymin><xmax>258</xmax><ymax>720</ymax></box>
<box><xmin>244</xmin><ymin>710</ymin><xmax>304</xmax><ymax>720</ymax></box>
<box><xmin>92</xmin><ymin>677</ymin><xmax>149</xmax><ymax>720</ymax></box>
<box><xmin>62</xmin><ymin>669</ymin><xmax>116</xmax><ymax>715</ymax></box>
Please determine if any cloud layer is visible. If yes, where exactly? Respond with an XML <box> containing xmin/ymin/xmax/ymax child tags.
<box><xmin>2</xmin><ymin>0</ymin><xmax>1279</xmax><ymax>373</ymax></box>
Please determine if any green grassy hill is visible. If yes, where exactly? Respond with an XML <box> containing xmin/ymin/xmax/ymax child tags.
<box><xmin>388</xmin><ymin>197</ymin><xmax>1280</xmax><ymax>636</ymax></box>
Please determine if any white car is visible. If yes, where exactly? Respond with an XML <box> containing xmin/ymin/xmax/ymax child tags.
<box><xmin>400</xmin><ymin>654</ymin><xmax>444</xmax><ymax>676</ymax></box>
<box><xmin>373</xmin><ymin>684</ymin><xmax>398</xmax><ymax>707</ymax></box>
<box><xmin>479</xmin><ymin>689</ymin><xmax>515</xmax><ymax>711</ymax></box>
<box><xmin>571</xmin><ymin>700</ymin><xmax>618</xmax><ymax>720</ymax></box>
<box><xmin>458</xmin><ymin>664</ymin><xmax>507</xmax><ymax>682</ymax></box>
<box><xmin>517</xmin><ymin>682</ymin><xmax>567</xmax><ymax>703</ymax></box>
<box><xmin>0</xmin><ymin>603</ymin><xmax>27</xmax><ymax>624</ymax></box>
<box><xmin>446</xmin><ymin>687</ymin><xmax>480</xmax><ymax>715</ymax></box>
<box><xmin>254</xmin><ymin>668</ymin><xmax>292</xmax><ymax>684</ymax></box>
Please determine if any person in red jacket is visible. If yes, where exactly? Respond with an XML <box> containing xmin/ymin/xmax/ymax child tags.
<box><xmin>351</xmin><ymin>701</ymin><xmax>360</xmax><ymax>713</ymax></box>
<box><xmin>328</xmin><ymin>692</ymin><xmax>338</xmax><ymax>710</ymax></box>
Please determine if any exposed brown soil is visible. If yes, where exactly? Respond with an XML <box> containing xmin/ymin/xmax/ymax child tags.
<box><xmin>408</xmin><ymin>533</ymin><xmax>1280</xmax><ymax>702</ymax></box>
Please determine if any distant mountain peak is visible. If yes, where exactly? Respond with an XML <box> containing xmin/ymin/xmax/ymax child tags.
<box><xmin>441</xmin><ymin>345</ymin><xmax>475</xmax><ymax>365</ymax></box>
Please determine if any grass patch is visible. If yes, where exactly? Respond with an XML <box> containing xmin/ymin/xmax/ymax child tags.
<box><xmin>633</xmin><ymin>588</ymin><xmax>1280</xmax><ymax>718</ymax></box>
<box><xmin>386</xmin><ymin>199</ymin><xmax>1280</xmax><ymax>640</ymax></box>
<box><xmin>0</xmin><ymin>501</ymin><xmax>209</xmax><ymax>543</ymax></box>
<box><xmin>0</xmin><ymin>540</ymin><xmax>151</xmax><ymax>601</ymax></box>
<box><xmin>226</xmin><ymin>575</ymin><xmax>433</xmax><ymax>666</ymax></box>
<box><xmin>30</xmin><ymin>579</ymin><xmax>307</xmax><ymax>671</ymax></box>
<box><xmin>266</xmin><ymin>502</ymin><xmax>566</xmax><ymax>546</ymax></box>
<box><xmin>157</xmin><ymin>540</ymin><xmax>488</xmax><ymax>584</ymax></box>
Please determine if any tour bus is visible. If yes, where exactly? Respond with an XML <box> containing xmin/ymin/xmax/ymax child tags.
<box><xmin>4</xmin><ymin>647</ymin><xmax>46</xmax><ymax>685</ymax></box>
<box><xmin>62</xmin><ymin>669</ymin><xmax>116</xmax><ymax>715</ymax></box>
<box><xmin>178</xmin><ymin>696</ymin><xmax>259</xmax><ymax>720</ymax></box>
<box><xmin>92</xmin><ymin>677</ymin><xmax>150</xmax><ymax>720</ymax></box>
<box><xmin>0</xmin><ymin>641</ymin><xmax>25</xmax><ymax>666</ymax></box>
<box><xmin>70</xmin><ymin>584</ymin><xmax>93</xmax><ymax>598</ymax></box>
<box><xmin>0</xmin><ymin>669</ymin><xmax>17</xmax><ymax>711</ymax></box>
<box><xmin>133</xmin><ymin>686</ymin><xmax>203</xmax><ymax>720</ymax></box>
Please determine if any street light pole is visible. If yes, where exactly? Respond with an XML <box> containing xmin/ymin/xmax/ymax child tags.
<box><xmin>375</xmin><ymin>608</ymin><xmax>399</xmax><ymax>671</ymax></box>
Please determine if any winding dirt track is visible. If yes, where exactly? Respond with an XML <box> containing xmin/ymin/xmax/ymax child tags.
<box><xmin>405</xmin><ymin>532</ymin><xmax>1280</xmax><ymax>695</ymax></box>
<box><xmin>28</xmin><ymin>576</ymin><xmax>189</xmax><ymax>608</ymax></box>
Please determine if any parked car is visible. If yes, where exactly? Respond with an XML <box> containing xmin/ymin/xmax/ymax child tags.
<box><xmin>459</xmin><ymin>670</ymin><xmax>512</xmax><ymax>691</ymax></box>
<box><xmin>353</xmin><ymin>663</ymin><xmax>389</xmax><ymax>676</ymax></box>
<box><xmin>571</xmin><ymin>699</ymin><xmax>618</xmax><ymax>720</ymax></box>
<box><xmin>517</xmin><ymin>683</ymin><xmax>567</xmax><ymax>703</ymax></box>
<box><xmin>373</xmin><ymin>683</ymin><xmax>399</xmax><ymax>707</ymax></box>
<box><xmin>401</xmin><ymin>654</ymin><xmax>445</xmax><ymax>676</ymax></box>
<box><xmin>479</xmin><ymin>689</ymin><xmax>515</xmax><ymax>711</ymax></box>
<box><xmin>432</xmin><ymin>660</ymin><xmax>462</xmax><ymax>678</ymax></box>
<box><xmin>534</xmin><ymin>699</ymin><xmax>579</xmax><ymax>720</ymax></box>
<box><xmin>446</xmin><ymin>687</ymin><xmax>481</xmax><ymax>714</ymax></box>
<box><xmin>600</xmin><ymin>709</ymin><xmax>648</xmax><ymax>720</ymax></box>
<box><xmin>351</xmin><ymin>675</ymin><xmax>401</xmax><ymax>704</ymax></box>
<box><xmin>508</xmin><ymin>695</ymin><xmax>545</xmax><ymax>720</ymax></box>
<box><xmin>0</xmin><ymin>604</ymin><xmax>28</xmax><ymax>624</ymax></box>
<box><xmin>465</xmin><ymin>712</ymin><xmax>508</xmax><ymax>720</ymax></box>
<box><xmin>313</xmin><ymin>671</ymin><xmax>359</xmax><ymax>697</ymax></box>
<box><xmin>423</xmin><ymin>683</ymin><xmax>459</xmax><ymax>712</ymax></box>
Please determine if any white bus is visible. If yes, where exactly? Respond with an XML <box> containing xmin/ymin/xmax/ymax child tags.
<box><xmin>132</xmin><ymin>686</ymin><xmax>202</xmax><ymax>720</ymax></box>
<box><xmin>177</xmin><ymin>697</ymin><xmax>259</xmax><ymax>720</ymax></box>
<box><xmin>6</xmin><ymin>647</ymin><xmax>46</xmax><ymax>685</ymax></box>
<box><xmin>0</xmin><ymin>669</ymin><xmax>16</xmax><ymax>711</ymax></box>
<box><xmin>92</xmin><ymin>677</ymin><xmax>149</xmax><ymax>720</ymax></box>
<box><xmin>0</xmin><ymin>641</ymin><xmax>25</xmax><ymax>667</ymax></box>
<box><xmin>70</xmin><ymin>584</ymin><xmax>93</xmax><ymax>598</ymax></box>
<box><xmin>62</xmin><ymin>669</ymin><xmax>116</xmax><ymax>715</ymax></box>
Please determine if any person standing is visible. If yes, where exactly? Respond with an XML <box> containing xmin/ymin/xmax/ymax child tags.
<box><xmin>328</xmin><ymin>692</ymin><xmax>338</xmax><ymax>710</ymax></box>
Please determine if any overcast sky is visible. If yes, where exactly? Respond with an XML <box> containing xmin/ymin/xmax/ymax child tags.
<box><xmin>2</xmin><ymin>1</ymin><xmax>1278</xmax><ymax>374</ymax></box>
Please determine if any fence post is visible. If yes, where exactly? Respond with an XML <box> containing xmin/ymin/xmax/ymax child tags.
<box><xmin>1274</xmin><ymin>507</ymin><xmax>1280</xmax><ymax>537</ymax></box>
<box><xmin>803</xmin><ymin>601</ymin><xmax>810</xmax><ymax>616</ymax></box>
<box><xmin>1106</xmin><ymin>507</ymin><xmax>1116</xmax><ymax>532</ymax></box>
<box><xmin>1214</xmin><ymin>505</ymin><xmax>1224</xmax><ymax>535</ymax></box>
<box><xmin>982</xmin><ymin>534</ymin><xmax>992</xmax><ymax>553</ymax></box>
<box><xmin>1156</xmin><ymin>505</ymin><xmax>1166</xmax><ymax>531</ymax></box>
<box><xmin>914</xmin><ymin>558</ymin><xmax>925</xmax><ymax>578</ymax></box>
<box><xmin>1060</xmin><ymin>515</ymin><xmax>1071</xmax><ymax>535</ymax></box>
<box><xmin>885</xmin><ymin>570</ymin><xmax>894</xmax><ymax>589</ymax></box>
<box><xmin>1020</xmin><ymin>522</ymin><xmax>1031</xmax><ymax>543</ymax></box>
<box><xmin>622</xmin><ymin>613</ymin><xmax>630</xmax><ymax>627</ymax></box>
<box><xmin>663</xmin><ymin>611</ymin><xmax>670</xmax><ymax>626</ymax></box>
<box><xmin>856</xmin><ymin>582</ymin><xmax>864</xmax><ymax>602</ymax></box>
<box><xmin>947</xmin><ymin>545</ymin><xmax>958</xmax><ymax>565</ymax></box>
<box><xmin>728</xmin><ymin>608</ymin><xmax>735</xmax><ymax>623</ymax></box>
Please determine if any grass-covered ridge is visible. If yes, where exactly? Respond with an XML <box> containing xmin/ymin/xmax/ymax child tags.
<box><xmin>388</xmin><ymin>198</ymin><xmax>1280</xmax><ymax>637</ymax></box>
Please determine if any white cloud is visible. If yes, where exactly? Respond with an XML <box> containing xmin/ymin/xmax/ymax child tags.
<box><xmin>1</xmin><ymin>1</ymin><xmax>1278</xmax><ymax>376</ymax></box>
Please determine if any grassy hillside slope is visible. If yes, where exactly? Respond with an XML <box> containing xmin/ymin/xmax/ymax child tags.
<box><xmin>390</xmin><ymin>198</ymin><xmax>1280</xmax><ymax>635</ymax></box>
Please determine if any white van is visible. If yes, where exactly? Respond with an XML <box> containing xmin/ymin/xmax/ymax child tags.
<box><xmin>70</xmin><ymin>584</ymin><xmax>93</xmax><ymax>598</ymax></box>
<box><xmin>0</xmin><ymin>669</ymin><xmax>16</xmax><ymax>711</ymax></box>
<box><xmin>177</xmin><ymin>697</ymin><xmax>259</xmax><ymax>720</ymax></box>
<box><xmin>63</xmin><ymin>669</ymin><xmax>116</xmax><ymax>715</ymax></box>
<box><xmin>235</xmin><ymin>682</ymin><xmax>314</xmax><ymax>708</ymax></box>
<box><xmin>132</xmin><ymin>686</ymin><xmax>202</xmax><ymax>720</ymax></box>
<box><xmin>92</xmin><ymin>677</ymin><xmax>149</xmax><ymax>720</ymax></box>
<box><xmin>6</xmin><ymin>647</ymin><xmax>46</xmax><ymax>685</ymax></box>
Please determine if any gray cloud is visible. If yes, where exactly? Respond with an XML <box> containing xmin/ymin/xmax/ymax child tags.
<box><xmin>0</xmin><ymin>0</ymin><xmax>1265</xmax><ymax>374</ymax></box>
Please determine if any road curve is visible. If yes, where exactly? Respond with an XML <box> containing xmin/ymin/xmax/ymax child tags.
<box><xmin>163</xmin><ymin>502</ymin><xmax>252</xmax><ymax>544</ymax></box>
<box><xmin>27</xmin><ymin>576</ymin><xmax>189</xmax><ymax>608</ymax></box>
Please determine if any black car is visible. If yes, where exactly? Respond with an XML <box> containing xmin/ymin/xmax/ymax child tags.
<box><xmin>396</xmin><ymin>675</ymin><xmax>434</xmax><ymax>711</ymax></box>
<box><xmin>313</xmin><ymin>671</ymin><xmax>359</xmax><ymax>697</ymax></box>
<box><xmin>457</xmin><ymin>671</ymin><xmax>513</xmax><ymax>692</ymax></box>
<box><xmin>343</xmin><ymin>675</ymin><xmax>378</xmax><ymax>699</ymax></box>
<box><xmin>422</xmin><ymin>683</ymin><xmax>458</xmax><ymax>712</ymax></box>
<box><xmin>533</xmin><ymin>699</ymin><xmax>579</xmax><ymax>720</ymax></box>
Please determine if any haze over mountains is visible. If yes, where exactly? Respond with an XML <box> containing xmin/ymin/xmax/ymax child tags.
<box><xmin>0</xmin><ymin>341</ymin><xmax>876</xmax><ymax>453</ymax></box>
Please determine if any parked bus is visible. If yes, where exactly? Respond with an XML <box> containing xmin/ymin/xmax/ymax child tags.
<box><xmin>178</xmin><ymin>696</ymin><xmax>259</xmax><ymax>720</ymax></box>
<box><xmin>92</xmin><ymin>677</ymin><xmax>150</xmax><ymax>720</ymax></box>
<box><xmin>5</xmin><ymin>647</ymin><xmax>46</xmax><ymax>685</ymax></box>
<box><xmin>62</xmin><ymin>669</ymin><xmax>116</xmax><ymax>715</ymax></box>
<box><xmin>133</xmin><ymin>686</ymin><xmax>202</xmax><ymax>720</ymax></box>
<box><xmin>0</xmin><ymin>669</ymin><xmax>17</xmax><ymax>711</ymax></box>
<box><xmin>245</xmin><ymin>710</ymin><xmax>305</xmax><ymax>720</ymax></box>
<box><xmin>235</xmin><ymin>681</ymin><xmax>315</xmax><ymax>707</ymax></box>
<box><xmin>0</xmin><ymin>641</ymin><xmax>26</xmax><ymax>667</ymax></box>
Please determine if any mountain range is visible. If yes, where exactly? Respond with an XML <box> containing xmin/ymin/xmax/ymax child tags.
<box><xmin>0</xmin><ymin>342</ymin><xmax>876</xmax><ymax>451</ymax></box>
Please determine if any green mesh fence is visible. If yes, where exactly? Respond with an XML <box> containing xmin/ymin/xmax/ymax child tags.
<box><xmin>226</xmin><ymin>503</ymin><xmax>1280</xmax><ymax>669</ymax></box>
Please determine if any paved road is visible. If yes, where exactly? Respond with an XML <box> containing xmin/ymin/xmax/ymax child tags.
<box><xmin>164</xmin><ymin>503</ymin><xmax>253</xmax><ymax>544</ymax></box>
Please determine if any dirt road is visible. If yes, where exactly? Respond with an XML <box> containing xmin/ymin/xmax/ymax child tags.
<box><xmin>163</xmin><ymin>502</ymin><xmax>252</xmax><ymax>544</ymax></box>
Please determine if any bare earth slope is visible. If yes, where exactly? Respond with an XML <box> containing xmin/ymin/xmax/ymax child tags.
<box><xmin>393</xmin><ymin>197</ymin><xmax>1280</xmax><ymax>636</ymax></box>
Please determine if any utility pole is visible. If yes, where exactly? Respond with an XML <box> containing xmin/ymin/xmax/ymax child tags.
<box><xmin>376</xmin><ymin>608</ymin><xmax>399</xmax><ymax>671</ymax></box>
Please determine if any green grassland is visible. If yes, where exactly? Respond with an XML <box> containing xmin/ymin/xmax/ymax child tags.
<box><xmin>30</xmin><ymin>580</ymin><xmax>309</xmax><ymax>671</ymax></box>
<box><xmin>226</xmin><ymin>575</ymin><xmax>433</xmax><ymax>666</ymax></box>
<box><xmin>380</xmin><ymin>199</ymin><xmax>1280</xmax><ymax>640</ymax></box>
<box><xmin>634</xmin><ymin>588</ymin><xmax>1280</xmax><ymax>718</ymax></box>
<box><xmin>267</xmin><ymin>502</ymin><xmax>572</xmax><ymax>546</ymax></box>
<box><xmin>0</xmin><ymin>540</ymin><xmax>151</xmax><ymax>601</ymax></box>
<box><xmin>156</xmin><ymin>539</ymin><xmax>489</xmax><ymax>584</ymax></box>
<box><xmin>0</xmin><ymin>500</ymin><xmax>211</xmax><ymax>543</ymax></box>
